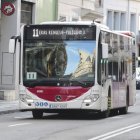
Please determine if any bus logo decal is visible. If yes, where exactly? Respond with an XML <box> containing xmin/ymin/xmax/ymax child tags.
<box><xmin>55</xmin><ymin>95</ymin><xmax>62</xmax><ymax>102</ymax></box>
<box><xmin>35</xmin><ymin>102</ymin><xmax>48</xmax><ymax>107</ymax></box>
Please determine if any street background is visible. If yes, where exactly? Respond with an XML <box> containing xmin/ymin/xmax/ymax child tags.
<box><xmin>0</xmin><ymin>91</ymin><xmax>140</xmax><ymax>140</ymax></box>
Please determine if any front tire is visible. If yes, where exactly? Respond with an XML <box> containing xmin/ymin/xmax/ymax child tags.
<box><xmin>100</xmin><ymin>94</ymin><xmax>111</xmax><ymax>118</ymax></box>
<box><xmin>119</xmin><ymin>106</ymin><xmax>128</xmax><ymax>115</ymax></box>
<box><xmin>110</xmin><ymin>109</ymin><xmax>119</xmax><ymax>116</ymax></box>
<box><xmin>101</xmin><ymin>109</ymin><xmax>110</xmax><ymax>118</ymax></box>
<box><xmin>119</xmin><ymin>100</ymin><xmax>128</xmax><ymax>115</ymax></box>
<box><xmin>32</xmin><ymin>110</ymin><xmax>43</xmax><ymax>119</ymax></box>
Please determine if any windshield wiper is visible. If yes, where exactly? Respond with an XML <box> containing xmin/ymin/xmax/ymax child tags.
<box><xmin>55</xmin><ymin>78</ymin><xmax>88</xmax><ymax>88</ymax></box>
<box><xmin>24</xmin><ymin>78</ymin><xmax>93</xmax><ymax>88</ymax></box>
<box><xmin>68</xmin><ymin>80</ymin><xmax>88</xmax><ymax>88</ymax></box>
<box><xmin>24</xmin><ymin>79</ymin><xmax>59</xmax><ymax>87</ymax></box>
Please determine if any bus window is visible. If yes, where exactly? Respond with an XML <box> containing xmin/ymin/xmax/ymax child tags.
<box><xmin>112</xmin><ymin>34</ymin><xmax>118</xmax><ymax>56</ymax></box>
<box><xmin>112</xmin><ymin>62</ymin><xmax>118</xmax><ymax>81</ymax></box>
<box><xmin>119</xmin><ymin>60</ymin><xmax>125</xmax><ymax>82</ymax></box>
<box><xmin>120</xmin><ymin>36</ymin><xmax>124</xmax><ymax>50</ymax></box>
<box><xmin>108</xmin><ymin>61</ymin><xmax>112</xmax><ymax>79</ymax></box>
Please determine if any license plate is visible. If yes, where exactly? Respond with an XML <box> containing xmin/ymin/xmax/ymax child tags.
<box><xmin>49</xmin><ymin>103</ymin><xmax>67</xmax><ymax>109</ymax></box>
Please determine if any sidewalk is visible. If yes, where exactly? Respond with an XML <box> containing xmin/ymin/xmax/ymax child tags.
<box><xmin>0</xmin><ymin>100</ymin><xmax>19</xmax><ymax>115</ymax></box>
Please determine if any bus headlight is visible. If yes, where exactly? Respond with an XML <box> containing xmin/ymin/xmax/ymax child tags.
<box><xmin>19</xmin><ymin>94</ymin><xmax>26</xmax><ymax>102</ymax></box>
<box><xmin>83</xmin><ymin>94</ymin><xmax>99</xmax><ymax>103</ymax></box>
<box><xmin>19</xmin><ymin>94</ymin><xmax>33</xmax><ymax>103</ymax></box>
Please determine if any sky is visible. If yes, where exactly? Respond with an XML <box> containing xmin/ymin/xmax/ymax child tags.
<box><xmin>64</xmin><ymin>40</ymin><xmax>96</xmax><ymax>75</ymax></box>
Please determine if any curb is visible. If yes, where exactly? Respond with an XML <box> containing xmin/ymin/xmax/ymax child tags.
<box><xmin>0</xmin><ymin>109</ymin><xmax>19</xmax><ymax>115</ymax></box>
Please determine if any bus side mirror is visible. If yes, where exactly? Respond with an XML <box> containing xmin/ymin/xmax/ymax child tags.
<box><xmin>136</xmin><ymin>57</ymin><xmax>140</xmax><ymax>61</ymax></box>
<box><xmin>9</xmin><ymin>38</ymin><xmax>16</xmax><ymax>53</ymax></box>
<box><xmin>102</xmin><ymin>43</ymin><xmax>108</xmax><ymax>59</ymax></box>
<box><xmin>9</xmin><ymin>36</ymin><xmax>20</xmax><ymax>53</ymax></box>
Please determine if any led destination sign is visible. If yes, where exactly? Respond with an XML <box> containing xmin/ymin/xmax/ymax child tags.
<box><xmin>24</xmin><ymin>25</ymin><xmax>96</xmax><ymax>40</ymax></box>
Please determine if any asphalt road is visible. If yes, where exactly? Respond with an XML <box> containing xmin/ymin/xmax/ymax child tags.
<box><xmin>0</xmin><ymin>91</ymin><xmax>140</xmax><ymax>140</ymax></box>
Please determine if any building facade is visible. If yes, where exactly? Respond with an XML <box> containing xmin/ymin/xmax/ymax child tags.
<box><xmin>1</xmin><ymin>0</ymin><xmax>140</xmax><ymax>100</ymax></box>
<box><xmin>58</xmin><ymin>0</ymin><xmax>103</xmax><ymax>22</ymax></box>
<box><xmin>0</xmin><ymin>0</ymin><xmax>57</xmax><ymax>100</ymax></box>
<box><xmin>103</xmin><ymin>0</ymin><xmax>140</xmax><ymax>57</ymax></box>
<box><xmin>0</xmin><ymin>0</ymin><xmax>103</xmax><ymax>100</ymax></box>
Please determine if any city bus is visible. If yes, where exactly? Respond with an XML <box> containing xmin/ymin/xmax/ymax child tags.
<box><xmin>9</xmin><ymin>21</ymin><xmax>136</xmax><ymax>119</ymax></box>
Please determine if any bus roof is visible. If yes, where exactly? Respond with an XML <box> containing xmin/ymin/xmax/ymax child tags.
<box><xmin>113</xmin><ymin>31</ymin><xmax>135</xmax><ymax>38</ymax></box>
<box><xmin>40</xmin><ymin>21</ymin><xmax>109</xmax><ymax>30</ymax></box>
<box><xmin>24</xmin><ymin>21</ymin><xmax>134</xmax><ymax>39</ymax></box>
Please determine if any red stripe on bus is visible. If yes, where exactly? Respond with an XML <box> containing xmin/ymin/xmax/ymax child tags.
<box><xmin>27</xmin><ymin>86</ymin><xmax>90</xmax><ymax>102</ymax></box>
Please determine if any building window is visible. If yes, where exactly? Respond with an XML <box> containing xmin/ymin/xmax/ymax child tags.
<box><xmin>130</xmin><ymin>13</ymin><xmax>136</xmax><ymax>33</ymax></box>
<box><xmin>107</xmin><ymin>10</ymin><xmax>127</xmax><ymax>31</ymax></box>
<box><xmin>114</xmin><ymin>12</ymin><xmax>119</xmax><ymax>30</ymax></box>
<box><xmin>120</xmin><ymin>13</ymin><xmax>126</xmax><ymax>30</ymax></box>
<box><xmin>99</xmin><ymin>0</ymin><xmax>102</xmax><ymax>7</ymax></box>
<box><xmin>107</xmin><ymin>11</ymin><xmax>113</xmax><ymax>30</ymax></box>
<box><xmin>94</xmin><ymin>0</ymin><xmax>102</xmax><ymax>8</ymax></box>
<box><xmin>21</xmin><ymin>1</ymin><xmax>33</xmax><ymax>24</ymax></box>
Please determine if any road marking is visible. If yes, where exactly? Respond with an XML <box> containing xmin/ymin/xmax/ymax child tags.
<box><xmin>14</xmin><ymin>116</ymin><xmax>31</xmax><ymax>119</ymax></box>
<box><xmin>8</xmin><ymin>123</ymin><xmax>31</xmax><ymax>127</ymax></box>
<box><xmin>99</xmin><ymin>125</ymin><xmax>140</xmax><ymax>140</ymax></box>
<box><xmin>88</xmin><ymin>123</ymin><xmax>140</xmax><ymax>140</ymax></box>
<box><xmin>14</xmin><ymin>117</ymin><xmax>26</xmax><ymax>119</ymax></box>
<box><xmin>110</xmin><ymin>116</ymin><xmax>123</xmax><ymax>119</ymax></box>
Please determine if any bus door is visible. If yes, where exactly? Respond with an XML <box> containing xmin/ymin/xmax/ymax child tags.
<box><xmin>118</xmin><ymin>60</ymin><xmax>126</xmax><ymax>106</ymax></box>
<box><xmin>101</xmin><ymin>58</ymin><xmax>109</xmax><ymax>109</ymax></box>
<box><xmin>111</xmin><ymin>35</ymin><xmax>119</xmax><ymax>108</ymax></box>
<box><xmin>112</xmin><ymin>61</ymin><xmax>119</xmax><ymax>107</ymax></box>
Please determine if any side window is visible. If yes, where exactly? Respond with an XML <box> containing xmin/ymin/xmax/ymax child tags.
<box><xmin>21</xmin><ymin>1</ymin><xmax>33</xmax><ymax>24</ymax></box>
<box><xmin>112</xmin><ymin>34</ymin><xmax>118</xmax><ymax>56</ymax></box>
<box><xmin>101</xmin><ymin>31</ymin><xmax>106</xmax><ymax>43</ymax></box>
<box><xmin>112</xmin><ymin>34</ymin><xmax>118</xmax><ymax>81</ymax></box>
<box><xmin>120</xmin><ymin>36</ymin><xmax>124</xmax><ymax>50</ymax></box>
<box><xmin>108</xmin><ymin>61</ymin><xmax>113</xmax><ymax>77</ymax></box>
<box><xmin>105</xmin><ymin>32</ymin><xmax>111</xmax><ymax>48</ymax></box>
<box><xmin>119</xmin><ymin>61</ymin><xmax>125</xmax><ymax>82</ymax></box>
<box><xmin>112</xmin><ymin>62</ymin><xmax>118</xmax><ymax>81</ymax></box>
<box><xmin>132</xmin><ymin>52</ymin><xmax>136</xmax><ymax>75</ymax></box>
<box><xmin>119</xmin><ymin>36</ymin><xmax>126</xmax><ymax>82</ymax></box>
<box><xmin>101</xmin><ymin>31</ymin><xmax>110</xmax><ymax>80</ymax></box>
<box><xmin>106</xmin><ymin>33</ymin><xmax>113</xmax><ymax>78</ymax></box>
<box><xmin>124</xmin><ymin>37</ymin><xmax>129</xmax><ymax>52</ymax></box>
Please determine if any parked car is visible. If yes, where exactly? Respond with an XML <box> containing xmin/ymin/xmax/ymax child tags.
<box><xmin>136</xmin><ymin>67</ymin><xmax>140</xmax><ymax>89</ymax></box>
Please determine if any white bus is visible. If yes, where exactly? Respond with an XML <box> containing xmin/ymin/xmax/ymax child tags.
<box><xmin>9</xmin><ymin>21</ymin><xmax>136</xmax><ymax>119</ymax></box>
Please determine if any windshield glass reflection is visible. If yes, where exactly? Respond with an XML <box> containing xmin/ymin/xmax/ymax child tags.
<box><xmin>23</xmin><ymin>40</ymin><xmax>96</xmax><ymax>87</ymax></box>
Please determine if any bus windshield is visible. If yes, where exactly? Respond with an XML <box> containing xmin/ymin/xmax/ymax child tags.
<box><xmin>23</xmin><ymin>25</ymin><xmax>96</xmax><ymax>87</ymax></box>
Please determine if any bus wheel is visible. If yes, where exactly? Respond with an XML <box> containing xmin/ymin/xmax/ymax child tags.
<box><xmin>119</xmin><ymin>102</ymin><xmax>128</xmax><ymax>115</ymax></box>
<box><xmin>101</xmin><ymin>95</ymin><xmax>111</xmax><ymax>118</ymax></box>
<box><xmin>101</xmin><ymin>109</ymin><xmax>110</xmax><ymax>118</ymax></box>
<box><xmin>32</xmin><ymin>110</ymin><xmax>43</xmax><ymax>119</ymax></box>
<box><xmin>110</xmin><ymin>109</ymin><xmax>119</xmax><ymax>116</ymax></box>
<box><xmin>119</xmin><ymin>106</ymin><xmax>128</xmax><ymax>115</ymax></box>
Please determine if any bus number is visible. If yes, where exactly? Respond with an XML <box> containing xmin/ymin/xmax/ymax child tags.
<box><xmin>33</xmin><ymin>29</ymin><xmax>39</xmax><ymax>37</ymax></box>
